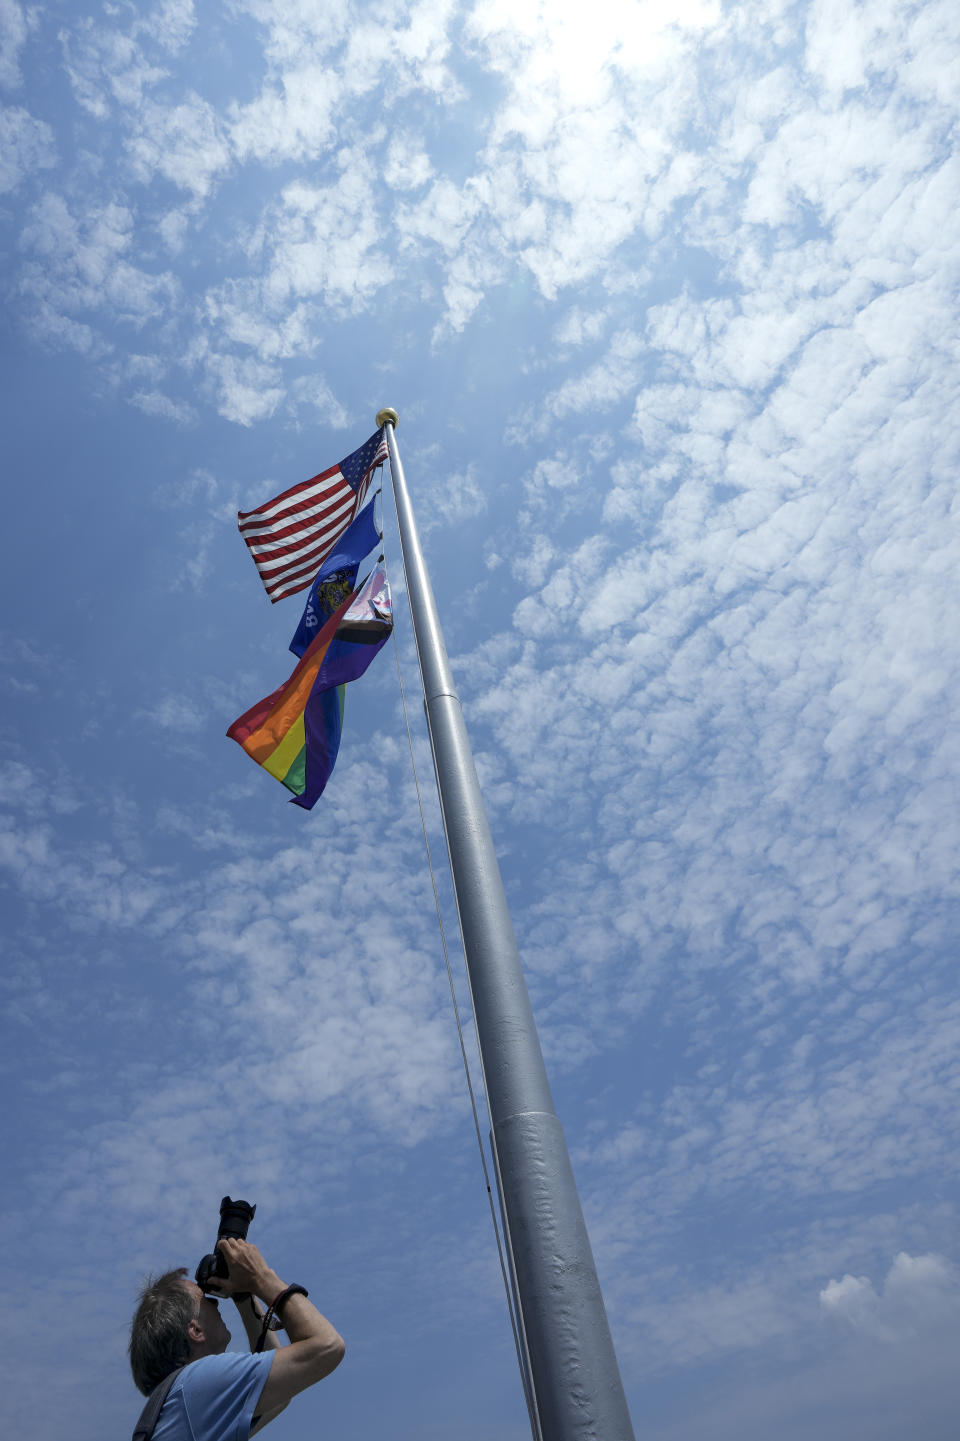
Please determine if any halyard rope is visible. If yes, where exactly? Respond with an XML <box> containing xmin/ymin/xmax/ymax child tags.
<box><xmin>381</xmin><ymin>479</ymin><xmax>541</xmax><ymax>1439</ymax></box>
<box><xmin>388</xmin><ymin>625</ymin><xmax>540</xmax><ymax>1437</ymax></box>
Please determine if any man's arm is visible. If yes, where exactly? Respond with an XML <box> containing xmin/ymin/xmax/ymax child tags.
<box><xmin>210</xmin><ymin>1238</ymin><xmax>345</xmax><ymax>1433</ymax></box>
<box><xmin>232</xmin><ymin>1294</ymin><xmax>286</xmax><ymax>1433</ymax></box>
<box><xmin>233</xmin><ymin>1294</ymin><xmax>282</xmax><ymax>1354</ymax></box>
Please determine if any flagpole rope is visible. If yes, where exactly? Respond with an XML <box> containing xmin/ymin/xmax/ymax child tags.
<box><xmin>378</xmin><ymin>475</ymin><xmax>539</xmax><ymax>1436</ymax></box>
<box><xmin>387</xmin><ymin>622</ymin><xmax>540</xmax><ymax>1434</ymax></box>
<box><xmin>415</xmin><ymin>685</ymin><xmax>545</xmax><ymax>1441</ymax></box>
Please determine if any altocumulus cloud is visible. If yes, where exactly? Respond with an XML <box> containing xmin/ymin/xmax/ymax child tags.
<box><xmin>2</xmin><ymin>2</ymin><xmax>959</xmax><ymax>1440</ymax></box>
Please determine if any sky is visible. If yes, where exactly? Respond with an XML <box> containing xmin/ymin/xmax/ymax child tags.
<box><xmin>2</xmin><ymin>0</ymin><xmax>959</xmax><ymax>1437</ymax></box>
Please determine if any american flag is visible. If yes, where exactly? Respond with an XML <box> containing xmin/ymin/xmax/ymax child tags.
<box><xmin>238</xmin><ymin>428</ymin><xmax>389</xmax><ymax>603</ymax></box>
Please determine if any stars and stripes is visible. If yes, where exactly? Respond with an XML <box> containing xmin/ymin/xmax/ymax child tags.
<box><xmin>237</xmin><ymin>428</ymin><xmax>388</xmax><ymax>603</ymax></box>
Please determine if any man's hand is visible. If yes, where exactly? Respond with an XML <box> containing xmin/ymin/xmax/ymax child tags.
<box><xmin>207</xmin><ymin>1236</ymin><xmax>345</xmax><ymax>1432</ymax></box>
<box><xmin>206</xmin><ymin>1238</ymin><xmax>283</xmax><ymax>1302</ymax></box>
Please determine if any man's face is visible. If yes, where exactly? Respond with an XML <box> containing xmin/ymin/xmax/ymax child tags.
<box><xmin>184</xmin><ymin>1280</ymin><xmax>232</xmax><ymax>1353</ymax></box>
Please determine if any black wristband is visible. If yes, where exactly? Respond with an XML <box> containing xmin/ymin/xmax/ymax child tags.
<box><xmin>273</xmin><ymin>1283</ymin><xmax>309</xmax><ymax>1314</ymax></box>
<box><xmin>254</xmin><ymin>1284</ymin><xmax>309</xmax><ymax>1352</ymax></box>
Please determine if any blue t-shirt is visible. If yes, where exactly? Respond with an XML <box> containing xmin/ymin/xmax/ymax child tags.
<box><xmin>153</xmin><ymin>1352</ymin><xmax>275</xmax><ymax>1441</ymax></box>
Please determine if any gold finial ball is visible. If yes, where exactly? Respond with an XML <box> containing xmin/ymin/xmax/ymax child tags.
<box><xmin>376</xmin><ymin>407</ymin><xmax>399</xmax><ymax>428</ymax></box>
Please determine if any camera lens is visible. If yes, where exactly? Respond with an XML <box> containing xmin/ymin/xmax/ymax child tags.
<box><xmin>216</xmin><ymin>1196</ymin><xmax>256</xmax><ymax>1241</ymax></box>
<box><xmin>195</xmin><ymin>1196</ymin><xmax>257</xmax><ymax>1289</ymax></box>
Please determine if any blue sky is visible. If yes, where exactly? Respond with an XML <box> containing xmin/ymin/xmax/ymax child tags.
<box><xmin>2</xmin><ymin>1</ymin><xmax>960</xmax><ymax>1437</ymax></box>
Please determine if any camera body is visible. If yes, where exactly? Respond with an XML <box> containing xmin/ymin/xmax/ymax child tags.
<box><xmin>195</xmin><ymin>1196</ymin><xmax>256</xmax><ymax>1290</ymax></box>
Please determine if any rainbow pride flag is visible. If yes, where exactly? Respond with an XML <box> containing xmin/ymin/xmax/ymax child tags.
<box><xmin>227</xmin><ymin>568</ymin><xmax>392</xmax><ymax>809</ymax></box>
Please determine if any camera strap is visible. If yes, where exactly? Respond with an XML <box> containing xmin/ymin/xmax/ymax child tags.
<box><xmin>131</xmin><ymin>1366</ymin><xmax>185</xmax><ymax>1441</ymax></box>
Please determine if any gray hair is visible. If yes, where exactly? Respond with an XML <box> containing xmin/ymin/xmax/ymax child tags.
<box><xmin>129</xmin><ymin>1268</ymin><xmax>197</xmax><ymax>1396</ymax></box>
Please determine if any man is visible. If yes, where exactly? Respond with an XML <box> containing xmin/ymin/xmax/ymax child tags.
<box><xmin>129</xmin><ymin>1236</ymin><xmax>345</xmax><ymax>1439</ymax></box>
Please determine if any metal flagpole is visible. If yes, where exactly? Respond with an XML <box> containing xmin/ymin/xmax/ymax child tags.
<box><xmin>377</xmin><ymin>408</ymin><xmax>636</xmax><ymax>1441</ymax></box>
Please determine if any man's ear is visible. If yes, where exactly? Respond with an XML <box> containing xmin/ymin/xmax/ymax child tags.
<box><xmin>187</xmin><ymin>1317</ymin><xmax>205</xmax><ymax>1345</ymax></box>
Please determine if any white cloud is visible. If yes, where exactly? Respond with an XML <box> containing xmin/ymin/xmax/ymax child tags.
<box><xmin>420</xmin><ymin>463</ymin><xmax>488</xmax><ymax>529</ymax></box>
<box><xmin>21</xmin><ymin>300</ymin><xmax>110</xmax><ymax>356</ymax></box>
<box><xmin>151</xmin><ymin>466</ymin><xmax>218</xmax><ymax>508</ymax></box>
<box><xmin>229</xmin><ymin>63</ymin><xmax>342</xmax><ymax>165</ymax></box>
<box><xmin>59</xmin><ymin>19</ymin><xmax>169</xmax><ymax>120</ymax></box>
<box><xmin>511</xmin><ymin>532</ymin><xmax>555</xmax><ymax>587</ymax></box>
<box><xmin>820</xmin><ymin>1252</ymin><xmax>960</xmax><ymax>1342</ymax></box>
<box><xmin>428</xmin><ymin>0</ymin><xmax>722</xmax><ymax>314</ymax></box>
<box><xmin>201</xmin><ymin>281</ymin><xmax>319</xmax><ymax>362</ymax></box>
<box><xmin>138</xmin><ymin>694</ymin><xmax>206</xmax><ymax>732</ymax></box>
<box><xmin>462</xmin><ymin>133</ymin><xmax>960</xmax><ymax>1073</ymax></box>
<box><xmin>519</xmin><ymin>452</ymin><xmax>581</xmax><ymax>513</ymax></box>
<box><xmin>18</xmin><ymin>193</ymin><xmax>179</xmax><ymax>336</ymax></box>
<box><xmin>553</xmin><ymin>306</ymin><xmax>609</xmax><ymax>347</ymax></box>
<box><xmin>801</xmin><ymin>0</ymin><xmax>960</xmax><ymax>110</ymax></box>
<box><xmin>0</xmin><ymin>760</ymin><xmax>80</xmax><ymax>817</ymax></box>
<box><xmin>129</xmin><ymin>389</ymin><xmax>198</xmax><ymax>426</ymax></box>
<box><xmin>433</xmin><ymin>253</ymin><xmax>502</xmax><ymax>337</ymax></box>
<box><xmin>521</xmin><ymin>329</ymin><xmax>646</xmax><ymax>434</ymax></box>
<box><xmin>256</xmin><ymin>157</ymin><xmax>394</xmax><ymax>313</ymax></box>
<box><xmin>0</xmin><ymin>751</ymin><xmax>468</xmax><ymax>1185</ymax></box>
<box><xmin>126</xmin><ymin>93</ymin><xmax>232</xmax><ymax>198</ymax></box>
<box><xmin>0</xmin><ymin>104</ymin><xmax>55</xmax><ymax>194</ymax></box>
<box><xmin>343</xmin><ymin>0</ymin><xmax>462</xmax><ymax>102</ymax></box>
<box><xmin>605</xmin><ymin>1227</ymin><xmax>960</xmax><ymax>1440</ymax></box>
<box><xmin>286</xmin><ymin>374</ymin><xmax>350</xmax><ymax>427</ymax></box>
<box><xmin>230</xmin><ymin>0</ymin><xmax>352</xmax><ymax>68</ymax></box>
<box><xmin>58</xmin><ymin>3</ymin><xmax>195</xmax><ymax>119</ymax></box>
<box><xmin>229</xmin><ymin>0</ymin><xmax>459</xmax><ymax>171</ymax></box>
<box><xmin>193</xmin><ymin>347</ymin><xmax>285</xmax><ymax>427</ymax></box>
<box><xmin>397</xmin><ymin>178</ymin><xmax>483</xmax><ymax>256</ymax></box>
<box><xmin>0</xmin><ymin>0</ymin><xmax>28</xmax><ymax>90</ymax></box>
<box><xmin>155</xmin><ymin>206</ymin><xmax>191</xmax><ymax>254</ymax></box>
<box><xmin>140</xmin><ymin>0</ymin><xmax>197</xmax><ymax>52</ymax></box>
<box><xmin>383</xmin><ymin>133</ymin><xmax>433</xmax><ymax>191</ymax></box>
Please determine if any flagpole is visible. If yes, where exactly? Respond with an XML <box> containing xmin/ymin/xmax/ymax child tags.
<box><xmin>377</xmin><ymin>409</ymin><xmax>636</xmax><ymax>1441</ymax></box>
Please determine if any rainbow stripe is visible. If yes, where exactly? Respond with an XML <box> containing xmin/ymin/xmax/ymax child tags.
<box><xmin>227</xmin><ymin>592</ymin><xmax>353</xmax><ymax>802</ymax></box>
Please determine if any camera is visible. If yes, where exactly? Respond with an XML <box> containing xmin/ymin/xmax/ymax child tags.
<box><xmin>195</xmin><ymin>1195</ymin><xmax>257</xmax><ymax>1290</ymax></box>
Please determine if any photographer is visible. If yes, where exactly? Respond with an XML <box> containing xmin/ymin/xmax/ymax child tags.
<box><xmin>129</xmin><ymin>1237</ymin><xmax>344</xmax><ymax>1440</ymax></box>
